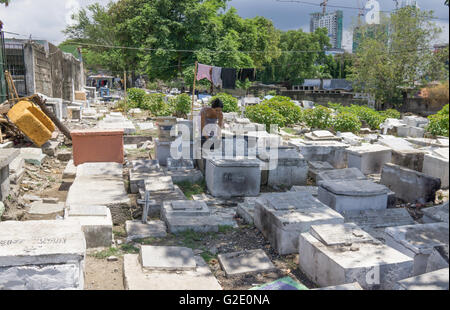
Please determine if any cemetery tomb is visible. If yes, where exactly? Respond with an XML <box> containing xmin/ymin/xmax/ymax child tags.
<box><xmin>381</xmin><ymin>163</ymin><xmax>441</xmax><ymax>204</ymax></box>
<box><xmin>205</xmin><ymin>157</ymin><xmax>261</xmax><ymax>198</ymax></box>
<box><xmin>385</xmin><ymin>222</ymin><xmax>449</xmax><ymax>276</ymax></box>
<box><xmin>258</xmin><ymin>148</ymin><xmax>308</xmax><ymax>188</ymax></box>
<box><xmin>318</xmin><ymin>179</ymin><xmax>391</xmax><ymax>213</ymax></box>
<box><xmin>123</xmin><ymin>246</ymin><xmax>222</xmax><ymax>290</ymax></box>
<box><xmin>0</xmin><ymin>220</ymin><xmax>86</xmax><ymax>290</ymax></box>
<box><xmin>346</xmin><ymin>144</ymin><xmax>392</xmax><ymax>175</ymax></box>
<box><xmin>288</xmin><ymin>139</ymin><xmax>349</xmax><ymax>169</ymax></box>
<box><xmin>298</xmin><ymin>223</ymin><xmax>414</xmax><ymax>290</ymax></box>
<box><xmin>64</xmin><ymin>205</ymin><xmax>113</xmax><ymax>248</ymax></box>
<box><xmin>396</xmin><ymin>268</ymin><xmax>449</xmax><ymax>290</ymax></box>
<box><xmin>254</xmin><ymin>192</ymin><xmax>344</xmax><ymax>255</ymax></box>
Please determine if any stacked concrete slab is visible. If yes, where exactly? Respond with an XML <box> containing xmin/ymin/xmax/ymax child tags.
<box><xmin>8</xmin><ymin>155</ymin><xmax>25</xmax><ymax>185</ymax></box>
<box><xmin>298</xmin><ymin>223</ymin><xmax>415</xmax><ymax>289</ymax></box>
<box><xmin>123</xmin><ymin>246</ymin><xmax>222</xmax><ymax>290</ymax></box>
<box><xmin>254</xmin><ymin>192</ymin><xmax>344</xmax><ymax>255</ymax></box>
<box><xmin>0</xmin><ymin>220</ymin><xmax>86</xmax><ymax>290</ymax></box>
<box><xmin>288</xmin><ymin>139</ymin><xmax>349</xmax><ymax>169</ymax></box>
<box><xmin>97</xmin><ymin>113</ymin><xmax>136</xmax><ymax>134</ymax></box>
<box><xmin>129</xmin><ymin>160</ymin><xmax>164</xmax><ymax>194</ymax></box>
<box><xmin>308</xmin><ymin>161</ymin><xmax>334</xmax><ymax>183</ymax></box>
<box><xmin>66</xmin><ymin>162</ymin><xmax>129</xmax><ymax>225</ymax></box>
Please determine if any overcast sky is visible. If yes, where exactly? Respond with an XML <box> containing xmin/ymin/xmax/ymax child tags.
<box><xmin>0</xmin><ymin>0</ymin><xmax>448</xmax><ymax>51</ymax></box>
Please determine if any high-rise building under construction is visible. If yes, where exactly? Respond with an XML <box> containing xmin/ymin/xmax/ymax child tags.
<box><xmin>310</xmin><ymin>10</ymin><xmax>343</xmax><ymax>49</ymax></box>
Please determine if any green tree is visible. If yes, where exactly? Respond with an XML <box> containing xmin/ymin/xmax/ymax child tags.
<box><xmin>349</xmin><ymin>7</ymin><xmax>443</xmax><ymax>106</ymax></box>
<box><xmin>259</xmin><ymin>28</ymin><xmax>330</xmax><ymax>87</ymax></box>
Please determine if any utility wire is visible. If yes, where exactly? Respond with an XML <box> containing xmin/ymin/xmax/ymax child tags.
<box><xmin>276</xmin><ymin>0</ymin><xmax>450</xmax><ymax>21</ymax></box>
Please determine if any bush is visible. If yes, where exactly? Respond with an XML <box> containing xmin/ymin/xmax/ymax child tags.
<box><xmin>245</xmin><ymin>104</ymin><xmax>285</xmax><ymax>132</ymax></box>
<box><xmin>355</xmin><ymin>106</ymin><xmax>384</xmax><ymax>130</ymax></box>
<box><xmin>211</xmin><ymin>93</ymin><xmax>239</xmax><ymax>113</ymax></box>
<box><xmin>333</xmin><ymin>112</ymin><xmax>362</xmax><ymax>133</ymax></box>
<box><xmin>142</xmin><ymin>93</ymin><xmax>172</xmax><ymax>117</ymax></box>
<box><xmin>380</xmin><ymin>109</ymin><xmax>401</xmax><ymax>121</ymax></box>
<box><xmin>173</xmin><ymin>94</ymin><xmax>191</xmax><ymax>117</ymax></box>
<box><xmin>427</xmin><ymin>104</ymin><xmax>449</xmax><ymax>137</ymax></box>
<box><xmin>263</xmin><ymin>96</ymin><xmax>303</xmax><ymax>126</ymax></box>
<box><xmin>303</xmin><ymin>106</ymin><xmax>333</xmax><ymax>130</ymax></box>
<box><xmin>127</xmin><ymin>88</ymin><xmax>147</xmax><ymax>109</ymax></box>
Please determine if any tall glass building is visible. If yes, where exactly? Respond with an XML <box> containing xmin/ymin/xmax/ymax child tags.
<box><xmin>310</xmin><ymin>10</ymin><xmax>343</xmax><ymax>49</ymax></box>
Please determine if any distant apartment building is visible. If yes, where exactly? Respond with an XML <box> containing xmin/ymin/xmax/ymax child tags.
<box><xmin>310</xmin><ymin>10</ymin><xmax>343</xmax><ymax>49</ymax></box>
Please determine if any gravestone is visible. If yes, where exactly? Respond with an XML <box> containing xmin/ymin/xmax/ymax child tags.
<box><xmin>396</xmin><ymin>268</ymin><xmax>449</xmax><ymax>290</ymax></box>
<box><xmin>0</xmin><ymin>220</ymin><xmax>86</xmax><ymax>290</ymax></box>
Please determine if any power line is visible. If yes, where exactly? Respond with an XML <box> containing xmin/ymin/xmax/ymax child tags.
<box><xmin>276</xmin><ymin>0</ymin><xmax>450</xmax><ymax>21</ymax></box>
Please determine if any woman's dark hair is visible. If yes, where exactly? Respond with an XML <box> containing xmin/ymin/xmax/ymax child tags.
<box><xmin>211</xmin><ymin>98</ymin><xmax>224</xmax><ymax>109</ymax></box>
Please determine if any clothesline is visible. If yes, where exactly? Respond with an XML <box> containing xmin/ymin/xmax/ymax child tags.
<box><xmin>196</xmin><ymin>63</ymin><xmax>256</xmax><ymax>90</ymax></box>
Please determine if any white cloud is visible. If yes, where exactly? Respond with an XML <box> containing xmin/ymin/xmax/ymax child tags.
<box><xmin>0</xmin><ymin>0</ymin><xmax>110</xmax><ymax>44</ymax></box>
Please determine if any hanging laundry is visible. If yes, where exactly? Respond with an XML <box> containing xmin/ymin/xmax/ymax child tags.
<box><xmin>211</xmin><ymin>66</ymin><xmax>223</xmax><ymax>88</ymax></box>
<box><xmin>221</xmin><ymin>68</ymin><xmax>237</xmax><ymax>89</ymax></box>
<box><xmin>197</xmin><ymin>64</ymin><xmax>213</xmax><ymax>82</ymax></box>
<box><xmin>238</xmin><ymin>68</ymin><xmax>256</xmax><ymax>82</ymax></box>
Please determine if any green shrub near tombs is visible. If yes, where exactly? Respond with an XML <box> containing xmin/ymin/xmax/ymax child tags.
<box><xmin>328</xmin><ymin>103</ymin><xmax>385</xmax><ymax>130</ymax></box>
<box><xmin>303</xmin><ymin>105</ymin><xmax>333</xmax><ymax>130</ymax></box>
<box><xmin>172</xmin><ymin>93</ymin><xmax>191</xmax><ymax>117</ymax></box>
<box><xmin>210</xmin><ymin>93</ymin><xmax>239</xmax><ymax>113</ymax></box>
<box><xmin>142</xmin><ymin>93</ymin><xmax>172</xmax><ymax>117</ymax></box>
<box><xmin>245</xmin><ymin>104</ymin><xmax>286</xmax><ymax>132</ymax></box>
<box><xmin>263</xmin><ymin>96</ymin><xmax>303</xmax><ymax>126</ymax></box>
<box><xmin>380</xmin><ymin>109</ymin><xmax>401</xmax><ymax>121</ymax></box>
<box><xmin>127</xmin><ymin>88</ymin><xmax>147</xmax><ymax>109</ymax></box>
<box><xmin>333</xmin><ymin>112</ymin><xmax>362</xmax><ymax>133</ymax></box>
<box><xmin>427</xmin><ymin>104</ymin><xmax>449</xmax><ymax>137</ymax></box>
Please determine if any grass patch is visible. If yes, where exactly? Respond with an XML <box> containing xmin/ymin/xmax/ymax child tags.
<box><xmin>175</xmin><ymin>180</ymin><xmax>206</xmax><ymax>200</ymax></box>
<box><xmin>113</xmin><ymin>228</ymin><xmax>127</xmax><ymax>238</ymax></box>
<box><xmin>218</xmin><ymin>225</ymin><xmax>235</xmax><ymax>234</ymax></box>
<box><xmin>90</xmin><ymin>247</ymin><xmax>120</xmax><ymax>259</ymax></box>
<box><xmin>282</xmin><ymin>127</ymin><xmax>298</xmax><ymax>135</ymax></box>
<box><xmin>201</xmin><ymin>251</ymin><xmax>217</xmax><ymax>264</ymax></box>
<box><xmin>175</xmin><ymin>230</ymin><xmax>218</xmax><ymax>249</ymax></box>
<box><xmin>120</xmin><ymin>244</ymin><xmax>140</xmax><ymax>254</ymax></box>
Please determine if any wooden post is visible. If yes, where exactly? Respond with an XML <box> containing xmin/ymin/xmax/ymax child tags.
<box><xmin>30</xmin><ymin>95</ymin><xmax>72</xmax><ymax>141</ymax></box>
<box><xmin>190</xmin><ymin>61</ymin><xmax>198</xmax><ymax>120</ymax></box>
<box><xmin>124</xmin><ymin>70</ymin><xmax>127</xmax><ymax>96</ymax></box>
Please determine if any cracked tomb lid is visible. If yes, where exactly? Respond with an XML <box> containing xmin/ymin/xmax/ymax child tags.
<box><xmin>320</xmin><ymin>179</ymin><xmax>390</xmax><ymax>196</ymax></box>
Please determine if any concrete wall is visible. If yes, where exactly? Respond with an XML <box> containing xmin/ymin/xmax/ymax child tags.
<box><xmin>24</xmin><ymin>42</ymin><xmax>84</xmax><ymax>101</ymax></box>
<box><xmin>280</xmin><ymin>90</ymin><xmax>369</xmax><ymax>106</ymax></box>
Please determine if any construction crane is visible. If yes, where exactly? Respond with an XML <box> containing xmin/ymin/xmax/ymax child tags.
<box><xmin>356</xmin><ymin>0</ymin><xmax>365</xmax><ymax>25</ymax></box>
<box><xmin>320</xmin><ymin>0</ymin><xmax>328</xmax><ymax>14</ymax></box>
